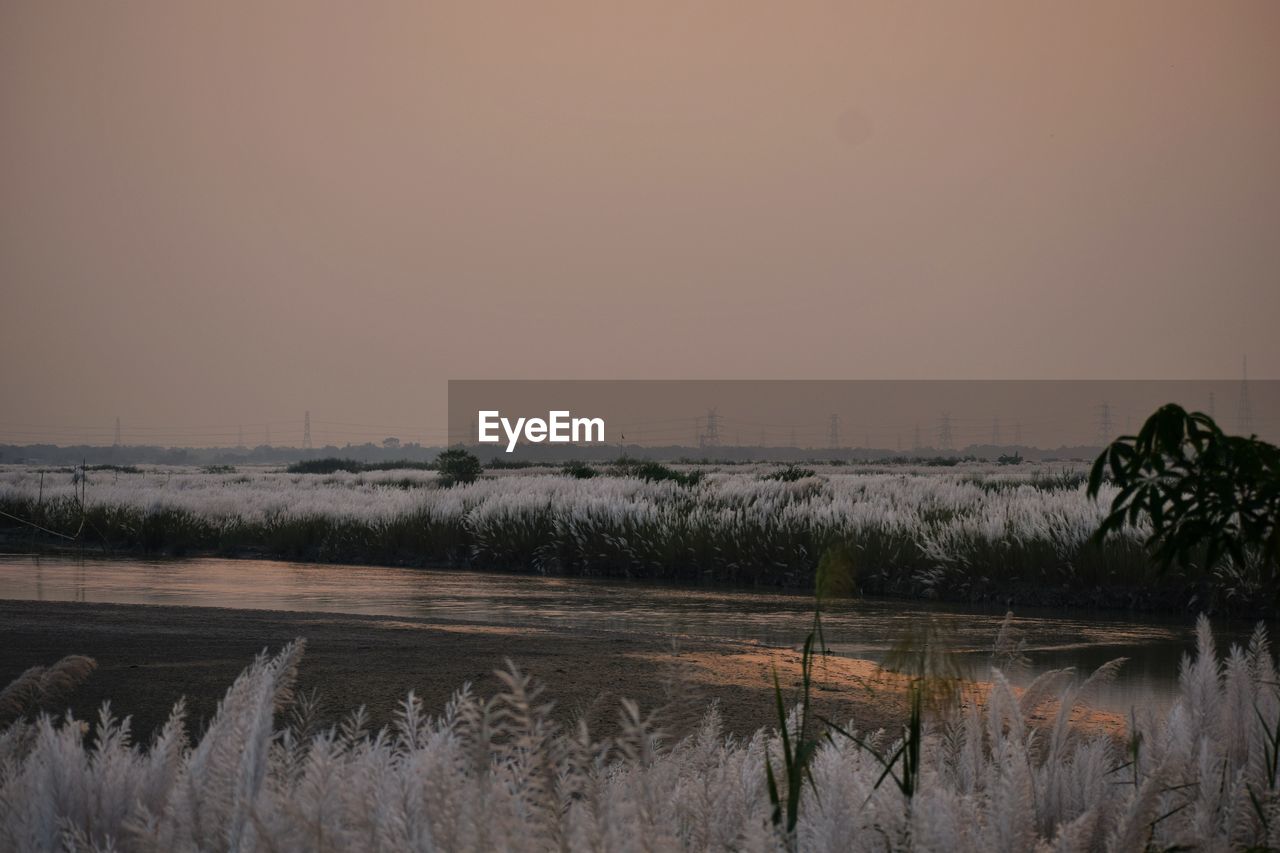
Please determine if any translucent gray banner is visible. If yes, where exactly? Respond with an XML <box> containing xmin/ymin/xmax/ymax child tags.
<box><xmin>448</xmin><ymin>379</ymin><xmax>1280</xmax><ymax>461</ymax></box>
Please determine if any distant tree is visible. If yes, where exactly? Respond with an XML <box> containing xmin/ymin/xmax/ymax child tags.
<box><xmin>1088</xmin><ymin>404</ymin><xmax>1280</xmax><ymax>586</ymax></box>
<box><xmin>382</xmin><ymin>437</ymin><xmax>401</xmax><ymax>450</ymax></box>
<box><xmin>436</xmin><ymin>448</ymin><xmax>482</xmax><ymax>487</ymax></box>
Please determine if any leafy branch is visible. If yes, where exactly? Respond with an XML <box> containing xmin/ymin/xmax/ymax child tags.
<box><xmin>1087</xmin><ymin>404</ymin><xmax>1280</xmax><ymax>580</ymax></box>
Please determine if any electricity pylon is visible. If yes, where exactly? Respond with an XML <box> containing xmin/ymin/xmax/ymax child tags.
<box><xmin>1237</xmin><ymin>356</ymin><xmax>1254</xmax><ymax>435</ymax></box>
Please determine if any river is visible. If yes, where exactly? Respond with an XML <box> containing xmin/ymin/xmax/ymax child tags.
<box><xmin>0</xmin><ymin>553</ymin><xmax>1265</xmax><ymax>716</ymax></box>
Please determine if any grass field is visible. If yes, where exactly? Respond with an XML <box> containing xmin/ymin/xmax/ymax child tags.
<box><xmin>0</xmin><ymin>461</ymin><xmax>1197</xmax><ymax>609</ymax></box>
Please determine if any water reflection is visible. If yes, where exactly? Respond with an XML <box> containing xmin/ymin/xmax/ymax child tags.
<box><xmin>0</xmin><ymin>553</ymin><xmax>1267</xmax><ymax>716</ymax></box>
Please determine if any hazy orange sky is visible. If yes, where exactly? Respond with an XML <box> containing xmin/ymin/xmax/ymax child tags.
<box><xmin>2</xmin><ymin>1</ymin><xmax>1278</xmax><ymax>446</ymax></box>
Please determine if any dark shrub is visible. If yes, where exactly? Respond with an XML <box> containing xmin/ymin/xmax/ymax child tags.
<box><xmin>560</xmin><ymin>460</ymin><xmax>598</xmax><ymax>479</ymax></box>
<box><xmin>764</xmin><ymin>465</ymin><xmax>816</xmax><ymax>482</ymax></box>
<box><xmin>610</xmin><ymin>458</ymin><xmax>703</xmax><ymax>487</ymax></box>
<box><xmin>287</xmin><ymin>458</ymin><xmax>363</xmax><ymax>474</ymax></box>
<box><xmin>437</xmin><ymin>449</ymin><xmax>482</xmax><ymax>487</ymax></box>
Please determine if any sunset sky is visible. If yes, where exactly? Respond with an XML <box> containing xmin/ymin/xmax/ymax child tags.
<box><xmin>2</xmin><ymin>1</ymin><xmax>1278</xmax><ymax>446</ymax></box>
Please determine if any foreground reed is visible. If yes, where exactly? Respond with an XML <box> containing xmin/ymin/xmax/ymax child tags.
<box><xmin>1</xmin><ymin>617</ymin><xmax>1276</xmax><ymax>851</ymax></box>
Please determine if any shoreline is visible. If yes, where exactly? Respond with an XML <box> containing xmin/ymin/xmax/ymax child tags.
<box><xmin>0</xmin><ymin>533</ymin><xmax>1221</xmax><ymax>618</ymax></box>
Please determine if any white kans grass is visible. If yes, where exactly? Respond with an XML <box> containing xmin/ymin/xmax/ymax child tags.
<box><xmin>0</xmin><ymin>466</ymin><xmax>438</xmax><ymax>524</ymax></box>
<box><xmin>0</xmin><ymin>463</ymin><xmax>1135</xmax><ymax>560</ymax></box>
<box><xmin>0</xmin><ymin>461</ymin><xmax>1141</xmax><ymax>589</ymax></box>
<box><xmin>1</xmin><ymin>618</ymin><xmax>1277</xmax><ymax>852</ymax></box>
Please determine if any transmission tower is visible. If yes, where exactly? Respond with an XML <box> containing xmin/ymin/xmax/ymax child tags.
<box><xmin>265</xmin><ymin>424</ymin><xmax>271</xmax><ymax>448</ymax></box>
<box><xmin>113</xmin><ymin>417</ymin><xmax>121</xmax><ymax>447</ymax></box>
<box><xmin>937</xmin><ymin>413</ymin><xmax>953</xmax><ymax>451</ymax></box>
<box><xmin>913</xmin><ymin>423</ymin><xmax>922</xmax><ymax>451</ymax></box>
<box><xmin>1014</xmin><ymin>422</ymin><xmax>1022</xmax><ymax>446</ymax></box>
<box><xmin>789</xmin><ymin>427</ymin><xmax>797</xmax><ymax>448</ymax></box>
<box><xmin>1096</xmin><ymin>402</ymin><xmax>1113</xmax><ymax>447</ymax></box>
<box><xmin>237</xmin><ymin>424</ymin><xmax>244</xmax><ymax>448</ymax></box>
<box><xmin>303</xmin><ymin>411</ymin><xmax>313</xmax><ymax>450</ymax></box>
<box><xmin>991</xmin><ymin>416</ymin><xmax>1001</xmax><ymax>446</ymax></box>
<box><xmin>828</xmin><ymin>414</ymin><xmax>840</xmax><ymax>450</ymax></box>
<box><xmin>705</xmin><ymin>408</ymin><xmax>721</xmax><ymax>447</ymax></box>
<box><xmin>1237</xmin><ymin>356</ymin><xmax>1254</xmax><ymax>435</ymax></box>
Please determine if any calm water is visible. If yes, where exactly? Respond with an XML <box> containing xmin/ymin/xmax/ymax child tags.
<box><xmin>0</xmin><ymin>553</ymin><xmax>1266</xmax><ymax>715</ymax></box>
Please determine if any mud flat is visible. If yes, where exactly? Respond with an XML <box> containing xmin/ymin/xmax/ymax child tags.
<box><xmin>0</xmin><ymin>599</ymin><xmax>929</xmax><ymax>741</ymax></box>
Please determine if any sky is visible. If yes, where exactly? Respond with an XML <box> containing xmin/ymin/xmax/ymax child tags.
<box><xmin>2</xmin><ymin>1</ymin><xmax>1278</xmax><ymax>447</ymax></box>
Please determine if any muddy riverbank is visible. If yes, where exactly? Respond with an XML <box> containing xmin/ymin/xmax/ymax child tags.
<box><xmin>0</xmin><ymin>599</ymin><xmax>922</xmax><ymax>741</ymax></box>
